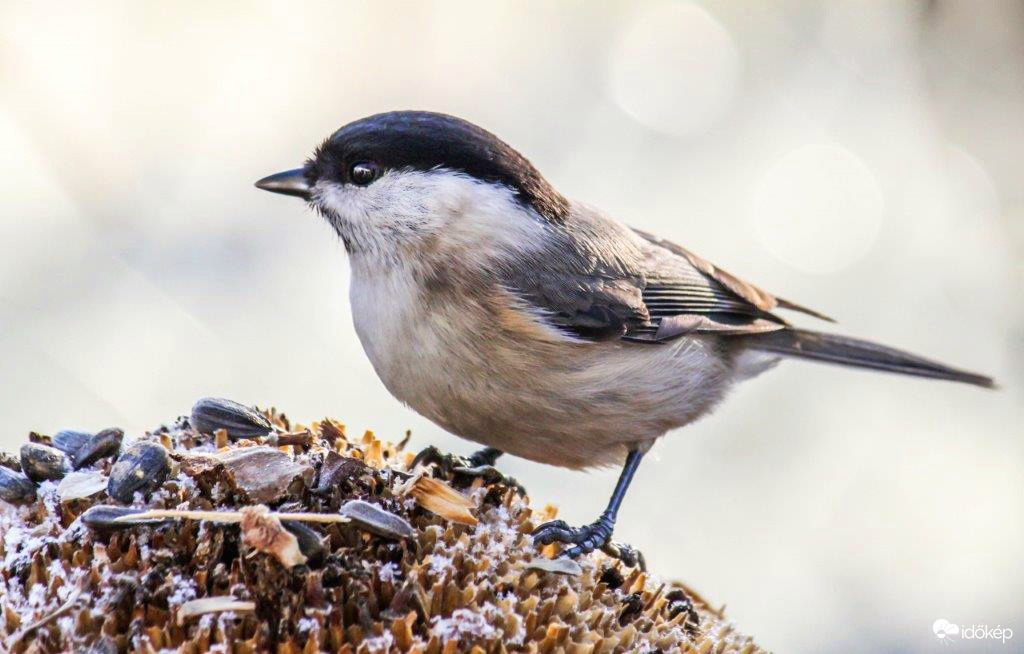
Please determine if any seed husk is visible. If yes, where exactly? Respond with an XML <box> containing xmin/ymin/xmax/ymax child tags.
<box><xmin>72</xmin><ymin>428</ymin><xmax>123</xmax><ymax>469</ymax></box>
<box><xmin>176</xmin><ymin>598</ymin><xmax>255</xmax><ymax>625</ymax></box>
<box><xmin>81</xmin><ymin>505</ymin><xmax>172</xmax><ymax>532</ymax></box>
<box><xmin>20</xmin><ymin>442</ymin><xmax>70</xmax><ymax>482</ymax></box>
<box><xmin>0</xmin><ymin>466</ymin><xmax>37</xmax><ymax>505</ymax></box>
<box><xmin>51</xmin><ymin>430</ymin><xmax>91</xmax><ymax>457</ymax></box>
<box><xmin>57</xmin><ymin>470</ymin><xmax>108</xmax><ymax>501</ymax></box>
<box><xmin>190</xmin><ymin>397</ymin><xmax>273</xmax><ymax>441</ymax></box>
<box><xmin>526</xmin><ymin>557</ymin><xmax>583</xmax><ymax>577</ymax></box>
<box><xmin>339</xmin><ymin>499</ymin><xmax>415</xmax><ymax>540</ymax></box>
<box><xmin>106</xmin><ymin>441</ymin><xmax>171</xmax><ymax>503</ymax></box>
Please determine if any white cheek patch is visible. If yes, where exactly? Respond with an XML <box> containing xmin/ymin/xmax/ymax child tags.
<box><xmin>311</xmin><ymin>169</ymin><xmax>550</xmax><ymax>264</ymax></box>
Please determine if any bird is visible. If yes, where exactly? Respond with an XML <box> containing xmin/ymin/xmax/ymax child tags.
<box><xmin>256</xmin><ymin>111</ymin><xmax>993</xmax><ymax>561</ymax></box>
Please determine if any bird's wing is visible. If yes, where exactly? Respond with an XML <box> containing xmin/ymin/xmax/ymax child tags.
<box><xmin>500</xmin><ymin>213</ymin><xmax>829</xmax><ymax>343</ymax></box>
<box><xmin>631</xmin><ymin>228</ymin><xmax>834</xmax><ymax>324</ymax></box>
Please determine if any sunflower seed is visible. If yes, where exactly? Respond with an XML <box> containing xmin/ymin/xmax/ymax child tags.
<box><xmin>52</xmin><ymin>430</ymin><xmax>92</xmax><ymax>456</ymax></box>
<box><xmin>106</xmin><ymin>442</ymin><xmax>171</xmax><ymax>503</ymax></box>
<box><xmin>339</xmin><ymin>499</ymin><xmax>415</xmax><ymax>540</ymax></box>
<box><xmin>0</xmin><ymin>466</ymin><xmax>37</xmax><ymax>505</ymax></box>
<box><xmin>190</xmin><ymin>397</ymin><xmax>272</xmax><ymax>441</ymax></box>
<box><xmin>20</xmin><ymin>442</ymin><xmax>70</xmax><ymax>482</ymax></box>
<box><xmin>81</xmin><ymin>505</ymin><xmax>171</xmax><ymax>532</ymax></box>
<box><xmin>0</xmin><ymin>451</ymin><xmax>21</xmax><ymax>472</ymax></box>
<box><xmin>281</xmin><ymin>520</ymin><xmax>327</xmax><ymax>564</ymax></box>
<box><xmin>72</xmin><ymin>428</ymin><xmax>123</xmax><ymax>469</ymax></box>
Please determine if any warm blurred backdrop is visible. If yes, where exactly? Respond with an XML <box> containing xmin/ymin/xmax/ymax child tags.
<box><xmin>1</xmin><ymin>1</ymin><xmax>1021</xmax><ymax>652</ymax></box>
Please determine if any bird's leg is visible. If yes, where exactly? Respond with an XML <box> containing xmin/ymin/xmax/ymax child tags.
<box><xmin>533</xmin><ymin>448</ymin><xmax>645</xmax><ymax>563</ymax></box>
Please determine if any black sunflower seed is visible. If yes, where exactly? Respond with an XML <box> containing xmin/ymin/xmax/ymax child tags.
<box><xmin>52</xmin><ymin>430</ymin><xmax>92</xmax><ymax>457</ymax></box>
<box><xmin>281</xmin><ymin>520</ymin><xmax>327</xmax><ymax>565</ymax></box>
<box><xmin>339</xmin><ymin>499</ymin><xmax>415</xmax><ymax>540</ymax></box>
<box><xmin>0</xmin><ymin>451</ymin><xmax>21</xmax><ymax>472</ymax></box>
<box><xmin>81</xmin><ymin>505</ymin><xmax>170</xmax><ymax>532</ymax></box>
<box><xmin>106</xmin><ymin>442</ymin><xmax>171</xmax><ymax>503</ymax></box>
<box><xmin>0</xmin><ymin>466</ymin><xmax>37</xmax><ymax>505</ymax></box>
<box><xmin>20</xmin><ymin>442</ymin><xmax>70</xmax><ymax>482</ymax></box>
<box><xmin>190</xmin><ymin>397</ymin><xmax>273</xmax><ymax>441</ymax></box>
<box><xmin>73</xmin><ymin>428</ymin><xmax>124</xmax><ymax>469</ymax></box>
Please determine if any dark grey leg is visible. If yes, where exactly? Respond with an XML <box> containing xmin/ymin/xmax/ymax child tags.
<box><xmin>533</xmin><ymin>448</ymin><xmax>645</xmax><ymax>560</ymax></box>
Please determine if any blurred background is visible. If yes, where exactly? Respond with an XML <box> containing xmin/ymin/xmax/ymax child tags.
<box><xmin>1</xmin><ymin>1</ymin><xmax>1021</xmax><ymax>651</ymax></box>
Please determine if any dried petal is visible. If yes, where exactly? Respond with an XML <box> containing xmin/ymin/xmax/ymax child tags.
<box><xmin>399</xmin><ymin>473</ymin><xmax>477</xmax><ymax>526</ymax></box>
<box><xmin>339</xmin><ymin>499</ymin><xmax>415</xmax><ymax>540</ymax></box>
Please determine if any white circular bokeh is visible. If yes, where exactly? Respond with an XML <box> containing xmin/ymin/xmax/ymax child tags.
<box><xmin>608</xmin><ymin>2</ymin><xmax>740</xmax><ymax>137</ymax></box>
<box><xmin>751</xmin><ymin>144</ymin><xmax>884</xmax><ymax>274</ymax></box>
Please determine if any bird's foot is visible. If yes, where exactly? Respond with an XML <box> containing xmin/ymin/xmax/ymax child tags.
<box><xmin>533</xmin><ymin>513</ymin><xmax>643</xmax><ymax>567</ymax></box>
<box><xmin>409</xmin><ymin>445</ymin><xmax>524</xmax><ymax>495</ymax></box>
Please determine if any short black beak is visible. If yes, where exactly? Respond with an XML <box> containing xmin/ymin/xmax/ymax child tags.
<box><xmin>255</xmin><ymin>168</ymin><xmax>311</xmax><ymax>200</ymax></box>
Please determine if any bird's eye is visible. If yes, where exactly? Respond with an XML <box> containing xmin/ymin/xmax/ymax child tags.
<box><xmin>349</xmin><ymin>162</ymin><xmax>381</xmax><ymax>186</ymax></box>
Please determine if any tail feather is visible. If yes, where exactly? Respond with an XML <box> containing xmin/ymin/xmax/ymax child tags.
<box><xmin>746</xmin><ymin>328</ymin><xmax>994</xmax><ymax>388</ymax></box>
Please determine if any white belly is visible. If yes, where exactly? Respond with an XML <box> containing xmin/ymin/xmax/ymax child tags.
<box><xmin>349</xmin><ymin>263</ymin><xmax>738</xmax><ymax>469</ymax></box>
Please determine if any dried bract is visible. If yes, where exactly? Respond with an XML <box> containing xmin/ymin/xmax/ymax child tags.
<box><xmin>398</xmin><ymin>472</ymin><xmax>478</xmax><ymax>526</ymax></box>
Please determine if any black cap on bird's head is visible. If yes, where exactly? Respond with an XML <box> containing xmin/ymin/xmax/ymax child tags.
<box><xmin>256</xmin><ymin>111</ymin><xmax>569</xmax><ymax>221</ymax></box>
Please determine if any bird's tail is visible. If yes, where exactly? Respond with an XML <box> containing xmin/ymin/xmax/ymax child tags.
<box><xmin>744</xmin><ymin>328</ymin><xmax>994</xmax><ymax>388</ymax></box>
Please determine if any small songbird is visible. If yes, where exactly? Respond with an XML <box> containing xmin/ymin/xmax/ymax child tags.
<box><xmin>256</xmin><ymin>111</ymin><xmax>993</xmax><ymax>560</ymax></box>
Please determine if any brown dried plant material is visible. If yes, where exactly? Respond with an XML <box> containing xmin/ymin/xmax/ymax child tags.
<box><xmin>218</xmin><ymin>446</ymin><xmax>313</xmax><ymax>503</ymax></box>
<box><xmin>398</xmin><ymin>472</ymin><xmax>478</xmax><ymax>526</ymax></box>
<box><xmin>239</xmin><ymin>505</ymin><xmax>307</xmax><ymax>568</ymax></box>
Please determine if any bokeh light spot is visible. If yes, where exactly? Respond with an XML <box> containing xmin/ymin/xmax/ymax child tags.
<box><xmin>751</xmin><ymin>144</ymin><xmax>884</xmax><ymax>274</ymax></box>
<box><xmin>608</xmin><ymin>2</ymin><xmax>740</xmax><ymax>138</ymax></box>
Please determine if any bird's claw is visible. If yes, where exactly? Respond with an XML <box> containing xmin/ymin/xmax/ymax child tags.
<box><xmin>451</xmin><ymin>464</ymin><xmax>527</xmax><ymax>496</ymax></box>
<box><xmin>533</xmin><ymin>517</ymin><xmax>644</xmax><ymax>567</ymax></box>
<box><xmin>410</xmin><ymin>446</ymin><xmax>523</xmax><ymax>494</ymax></box>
